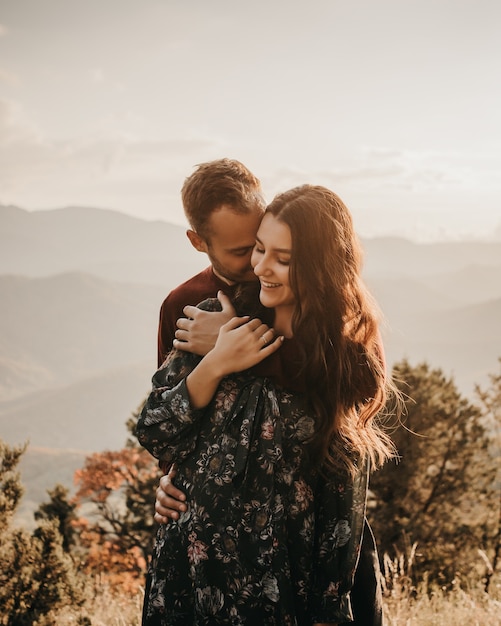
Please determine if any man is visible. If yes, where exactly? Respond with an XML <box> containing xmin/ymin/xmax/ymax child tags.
<box><xmin>157</xmin><ymin>158</ymin><xmax>265</xmax><ymax>367</ymax></box>
<box><xmin>152</xmin><ymin>158</ymin><xmax>384</xmax><ymax>626</ymax></box>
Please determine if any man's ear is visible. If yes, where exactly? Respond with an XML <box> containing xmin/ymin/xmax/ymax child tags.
<box><xmin>186</xmin><ymin>229</ymin><xmax>208</xmax><ymax>253</ymax></box>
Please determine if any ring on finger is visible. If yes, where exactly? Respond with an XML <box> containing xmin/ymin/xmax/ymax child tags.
<box><xmin>260</xmin><ymin>334</ymin><xmax>268</xmax><ymax>345</ymax></box>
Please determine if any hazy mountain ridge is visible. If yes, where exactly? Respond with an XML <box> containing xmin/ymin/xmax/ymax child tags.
<box><xmin>1</xmin><ymin>203</ymin><xmax>500</xmax><ymax>425</ymax></box>
<box><xmin>3</xmin><ymin>204</ymin><xmax>501</xmax><ymax>284</ymax></box>
<box><xmin>362</xmin><ymin>236</ymin><xmax>501</xmax><ymax>278</ymax></box>
<box><xmin>16</xmin><ymin>446</ymin><xmax>89</xmax><ymax>528</ymax></box>
<box><xmin>0</xmin><ymin>204</ymin><xmax>205</xmax><ymax>286</ymax></box>
<box><xmin>1</xmin><ymin>204</ymin><xmax>500</xmax><ymax>522</ymax></box>
<box><xmin>382</xmin><ymin>297</ymin><xmax>501</xmax><ymax>393</ymax></box>
<box><xmin>0</xmin><ymin>272</ymin><xmax>167</xmax><ymax>399</ymax></box>
<box><xmin>1</xmin><ymin>361</ymin><xmax>149</xmax><ymax>452</ymax></box>
<box><xmin>421</xmin><ymin>264</ymin><xmax>501</xmax><ymax>306</ymax></box>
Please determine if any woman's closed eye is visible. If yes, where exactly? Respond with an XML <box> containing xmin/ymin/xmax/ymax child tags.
<box><xmin>253</xmin><ymin>244</ymin><xmax>290</xmax><ymax>266</ymax></box>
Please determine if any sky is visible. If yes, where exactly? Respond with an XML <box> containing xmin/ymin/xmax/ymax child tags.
<box><xmin>1</xmin><ymin>0</ymin><xmax>500</xmax><ymax>241</ymax></box>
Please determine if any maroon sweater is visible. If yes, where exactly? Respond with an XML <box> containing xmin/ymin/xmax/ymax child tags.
<box><xmin>157</xmin><ymin>267</ymin><xmax>238</xmax><ymax>367</ymax></box>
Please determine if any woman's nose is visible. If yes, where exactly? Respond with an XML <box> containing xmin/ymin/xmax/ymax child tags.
<box><xmin>253</xmin><ymin>256</ymin><xmax>269</xmax><ymax>276</ymax></box>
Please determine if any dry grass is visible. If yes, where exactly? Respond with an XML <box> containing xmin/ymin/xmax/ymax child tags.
<box><xmin>49</xmin><ymin>584</ymin><xmax>501</xmax><ymax>626</ymax></box>
<box><xmin>381</xmin><ymin>545</ymin><xmax>501</xmax><ymax>626</ymax></box>
<box><xmin>44</xmin><ymin>585</ymin><xmax>144</xmax><ymax>626</ymax></box>
<box><xmin>383</xmin><ymin>584</ymin><xmax>501</xmax><ymax>625</ymax></box>
<box><xmin>47</xmin><ymin>553</ymin><xmax>501</xmax><ymax>626</ymax></box>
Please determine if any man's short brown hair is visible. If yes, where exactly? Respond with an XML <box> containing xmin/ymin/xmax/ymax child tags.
<box><xmin>181</xmin><ymin>159</ymin><xmax>266</xmax><ymax>239</ymax></box>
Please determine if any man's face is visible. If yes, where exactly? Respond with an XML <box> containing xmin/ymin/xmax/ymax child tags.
<box><xmin>195</xmin><ymin>205</ymin><xmax>263</xmax><ymax>285</ymax></box>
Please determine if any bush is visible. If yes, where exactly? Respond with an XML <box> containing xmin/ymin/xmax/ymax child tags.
<box><xmin>0</xmin><ymin>439</ymin><xmax>86</xmax><ymax>625</ymax></box>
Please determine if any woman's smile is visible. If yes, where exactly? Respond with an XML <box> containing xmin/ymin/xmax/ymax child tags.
<box><xmin>260</xmin><ymin>280</ymin><xmax>282</xmax><ymax>288</ymax></box>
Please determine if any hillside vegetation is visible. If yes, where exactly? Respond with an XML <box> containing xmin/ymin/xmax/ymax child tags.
<box><xmin>1</xmin><ymin>357</ymin><xmax>500</xmax><ymax>624</ymax></box>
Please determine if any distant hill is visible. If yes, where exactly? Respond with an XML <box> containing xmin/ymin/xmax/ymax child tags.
<box><xmin>0</xmin><ymin>272</ymin><xmax>166</xmax><ymax>399</ymax></box>
<box><xmin>15</xmin><ymin>446</ymin><xmax>88</xmax><ymax>528</ymax></box>
<box><xmin>3</xmin><ymin>204</ymin><xmax>501</xmax><ymax>285</ymax></box>
<box><xmin>380</xmin><ymin>298</ymin><xmax>501</xmax><ymax>394</ymax></box>
<box><xmin>362</xmin><ymin>236</ymin><xmax>501</xmax><ymax>278</ymax></box>
<box><xmin>1</xmin><ymin>361</ymin><xmax>150</xmax><ymax>452</ymax></box>
<box><xmin>421</xmin><ymin>264</ymin><xmax>501</xmax><ymax>305</ymax></box>
<box><xmin>1</xmin><ymin>204</ymin><xmax>499</xmax><ymax>404</ymax></box>
<box><xmin>0</xmin><ymin>204</ymin><xmax>205</xmax><ymax>286</ymax></box>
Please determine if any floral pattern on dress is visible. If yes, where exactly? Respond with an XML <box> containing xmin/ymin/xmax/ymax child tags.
<box><xmin>137</xmin><ymin>347</ymin><xmax>368</xmax><ymax>625</ymax></box>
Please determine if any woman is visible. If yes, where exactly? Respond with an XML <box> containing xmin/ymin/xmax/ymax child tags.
<box><xmin>136</xmin><ymin>185</ymin><xmax>394</xmax><ymax>625</ymax></box>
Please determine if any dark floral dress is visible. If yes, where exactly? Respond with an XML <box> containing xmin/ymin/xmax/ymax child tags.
<box><xmin>137</xmin><ymin>345</ymin><xmax>368</xmax><ymax>625</ymax></box>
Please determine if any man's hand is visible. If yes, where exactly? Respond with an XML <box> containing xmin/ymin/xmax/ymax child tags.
<box><xmin>154</xmin><ymin>465</ymin><xmax>187</xmax><ymax>524</ymax></box>
<box><xmin>174</xmin><ymin>291</ymin><xmax>235</xmax><ymax>356</ymax></box>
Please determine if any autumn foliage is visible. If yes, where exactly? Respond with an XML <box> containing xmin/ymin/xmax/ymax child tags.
<box><xmin>72</xmin><ymin>447</ymin><xmax>159</xmax><ymax>592</ymax></box>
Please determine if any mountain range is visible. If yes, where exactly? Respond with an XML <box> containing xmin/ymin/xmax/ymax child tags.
<box><xmin>1</xmin><ymin>204</ymin><xmax>500</xmax><ymax>523</ymax></box>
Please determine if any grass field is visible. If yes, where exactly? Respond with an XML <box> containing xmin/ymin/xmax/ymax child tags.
<box><xmin>49</xmin><ymin>582</ymin><xmax>501</xmax><ymax>626</ymax></box>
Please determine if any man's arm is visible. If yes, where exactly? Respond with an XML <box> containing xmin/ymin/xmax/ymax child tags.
<box><xmin>173</xmin><ymin>291</ymin><xmax>235</xmax><ymax>356</ymax></box>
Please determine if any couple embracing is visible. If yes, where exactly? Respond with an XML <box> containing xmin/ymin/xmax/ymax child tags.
<box><xmin>137</xmin><ymin>159</ymin><xmax>397</xmax><ymax>625</ymax></box>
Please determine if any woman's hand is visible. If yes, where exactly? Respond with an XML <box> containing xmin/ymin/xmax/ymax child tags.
<box><xmin>186</xmin><ymin>316</ymin><xmax>283</xmax><ymax>409</ymax></box>
<box><xmin>154</xmin><ymin>465</ymin><xmax>187</xmax><ymax>524</ymax></box>
<box><xmin>209</xmin><ymin>316</ymin><xmax>283</xmax><ymax>375</ymax></box>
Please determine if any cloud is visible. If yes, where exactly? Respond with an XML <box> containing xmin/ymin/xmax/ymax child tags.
<box><xmin>257</xmin><ymin>147</ymin><xmax>480</xmax><ymax>204</ymax></box>
<box><xmin>0</xmin><ymin>99</ymin><xmax>41</xmax><ymax>144</ymax></box>
<box><xmin>256</xmin><ymin>145</ymin><xmax>501</xmax><ymax>241</ymax></box>
<box><xmin>0</xmin><ymin>98</ymin><xmax>223</xmax><ymax>218</ymax></box>
<box><xmin>0</xmin><ymin>67</ymin><xmax>19</xmax><ymax>85</ymax></box>
<box><xmin>89</xmin><ymin>67</ymin><xmax>105</xmax><ymax>83</ymax></box>
<box><xmin>1</xmin><ymin>94</ymin><xmax>498</xmax><ymax>239</ymax></box>
<box><xmin>0</xmin><ymin>24</ymin><xmax>7</xmax><ymax>37</ymax></box>
<box><xmin>302</xmin><ymin>147</ymin><xmax>501</xmax><ymax>195</ymax></box>
<box><xmin>329</xmin><ymin>148</ymin><xmax>460</xmax><ymax>190</ymax></box>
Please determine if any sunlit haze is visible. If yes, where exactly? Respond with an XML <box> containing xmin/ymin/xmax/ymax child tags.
<box><xmin>1</xmin><ymin>0</ymin><xmax>500</xmax><ymax>241</ymax></box>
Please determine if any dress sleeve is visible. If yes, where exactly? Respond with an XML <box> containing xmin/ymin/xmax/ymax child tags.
<box><xmin>136</xmin><ymin>348</ymin><xmax>205</xmax><ymax>465</ymax></box>
<box><xmin>310</xmin><ymin>457</ymin><xmax>369</xmax><ymax>624</ymax></box>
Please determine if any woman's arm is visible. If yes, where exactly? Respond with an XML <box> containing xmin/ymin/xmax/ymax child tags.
<box><xmin>137</xmin><ymin>314</ymin><xmax>282</xmax><ymax>461</ymax></box>
<box><xmin>135</xmin><ymin>349</ymin><xmax>205</xmax><ymax>464</ymax></box>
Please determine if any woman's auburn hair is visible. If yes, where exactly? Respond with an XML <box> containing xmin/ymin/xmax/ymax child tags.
<box><xmin>266</xmin><ymin>184</ymin><xmax>396</xmax><ymax>474</ymax></box>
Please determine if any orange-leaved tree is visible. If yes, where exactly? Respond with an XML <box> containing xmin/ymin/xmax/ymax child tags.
<box><xmin>72</xmin><ymin>410</ymin><xmax>160</xmax><ymax>592</ymax></box>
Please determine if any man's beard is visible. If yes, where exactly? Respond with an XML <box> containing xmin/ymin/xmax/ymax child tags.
<box><xmin>211</xmin><ymin>259</ymin><xmax>257</xmax><ymax>286</ymax></box>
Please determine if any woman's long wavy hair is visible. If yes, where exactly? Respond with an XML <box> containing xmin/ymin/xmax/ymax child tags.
<box><xmin>266</xmin><ymin>185</ymin><xmax>396</xmax><ymax>474</ymax></box>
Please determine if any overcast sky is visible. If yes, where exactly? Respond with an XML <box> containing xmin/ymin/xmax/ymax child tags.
<box><xmin>1</xmin><ymin>0</ymin><xmax>500</xmax><ymax>240</ymax></box>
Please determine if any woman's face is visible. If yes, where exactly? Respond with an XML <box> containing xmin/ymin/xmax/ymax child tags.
<box><xmin>251</xmin><ymin>213</ymin><xmax>295</xmax><ymax>313</ymax></box>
